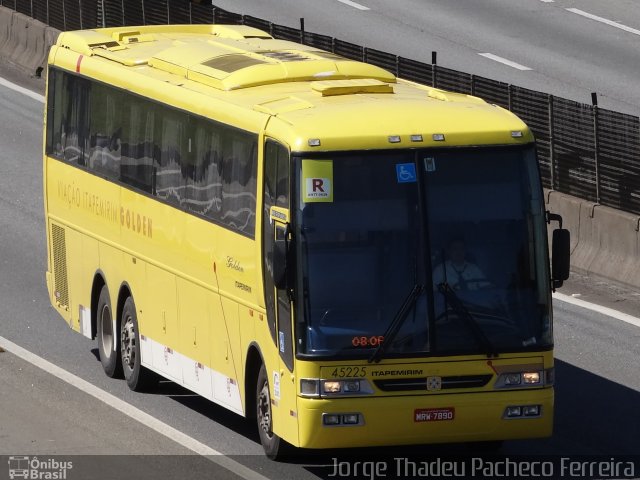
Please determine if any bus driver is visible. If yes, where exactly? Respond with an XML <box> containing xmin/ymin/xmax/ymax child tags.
<box><xmin>432</xmin><ymin>237</ymin><xmax>491</xmax><ymax>290</ymax></box>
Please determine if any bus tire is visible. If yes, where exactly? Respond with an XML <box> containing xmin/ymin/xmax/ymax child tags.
<box><xmin>120</xmin><ymin>296</ymin><xmax>157</xmax><ymax>392</ymax></box>
<box><xmin>96</xmin><ymin>285</ymin><xmax>122</xmax><ymax>378</ymax></box>
<box><xmin>256</xmin><ymin>364</ymin><xmax>286</xmax><ymax>460</ymax></box>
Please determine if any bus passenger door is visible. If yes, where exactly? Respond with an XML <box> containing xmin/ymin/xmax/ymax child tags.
<box><xmin>262</xmin><ymin>140</ymin><xmax>298</xmax><ymax>444</ymax></box>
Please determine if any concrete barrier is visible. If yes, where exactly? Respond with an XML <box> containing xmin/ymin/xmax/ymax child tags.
<box><xmin>18</xmin><ymin>13</ymin><xmax>49</xmax><ymax>75</ymax></box>
<box><xmin>0</xmin><ymin>6</ymin><xmax>59</xmax><ymax>77</ymax></box>
<box><xmin>546</xmin><ymin>189</ymin><xmax>640</xmax><ymax>290</ymax></box>
<box><xmin>10</xmin><ymin>12</ymin><xmax>36</xmax><ymax>70</ymax></box>
<box><xmin>0</xmin><ymin>7</ymin><xmax>13</xmax><ymax>53</ymax></box>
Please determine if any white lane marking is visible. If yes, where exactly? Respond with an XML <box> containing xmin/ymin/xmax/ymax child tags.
<box><xmin>336</xmin><ymin>0</ymin><xmax>370</xmax><ymax>11</ymax></box>
<box><xmin>478</xmin><ymin>53</ymin><xmax>532</xmax><ymax>71</ymax></box>
<box><xmin>0</xmin><ymin>336</ymin><xmax>270</xmax><ymax>480</ymax></box>
<box><xmin>0</xmin><ymin>76</ymin><xmax>45</xmax><ymax>103</ymax></box>
<box><xmin>540</xmin><ymin>0</ymin><xmax>554</xmax><ymax>3</ymax></box>
<box><xmin>553</xmin><ymin>292</ymin><xmax>640</xmax><ymax>329</ymax></box>
<box><xmin>567</xmin><ymin>8</ymin><xmax>640</xmax><ymax>36</ymax></box>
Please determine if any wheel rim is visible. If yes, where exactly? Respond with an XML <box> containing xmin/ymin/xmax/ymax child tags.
<box><xmin>121</xmin><ymin>314</ymin><xmax>136</xmax><ymax>370</ymax></box>
<box><xmin>258</xmin><ymin>379</ymin><xmax>273</xmax><ymax>439</ymax></box>
<box><xmin>100</xmin><ymin>304</ymin><xmax>113</xmax><ymax>355</ymax></box>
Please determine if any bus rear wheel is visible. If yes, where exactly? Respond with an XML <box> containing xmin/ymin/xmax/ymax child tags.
<box><xmin>121</xmin><ymin>296</ymin><xmax>157</xmax><ymax>392</ymax></box>
<box><xmin>256</xmin><ymin>364</ymin><xmax>286</xmax><ymax>459</ymax></box>
<box><xmin>96</xmin><ymin>285</ymin><xmax>122</xmax><ymax>378</ymax></box>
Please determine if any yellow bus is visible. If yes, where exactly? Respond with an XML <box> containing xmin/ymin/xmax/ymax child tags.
<box><xmin>44</xmin><ymin>24</ymin><xmax>570</xmax><ymax>458</ymax></box>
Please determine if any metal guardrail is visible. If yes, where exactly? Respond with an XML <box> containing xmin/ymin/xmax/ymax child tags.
<box><xmin>4</xmin><ymin>0</ymin><xmax>640</xmax><ymax>215</ymax></box>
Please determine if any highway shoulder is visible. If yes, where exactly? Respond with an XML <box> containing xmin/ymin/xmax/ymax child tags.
<box><xmin>555</xmin><ymin>272</ymin><xmax>640</xmax><ymax>321</ymax></box>
<box><xmin>0</xmin><ymin>348</ymin><xmax>244</xmax><ymax>480</ymax></box>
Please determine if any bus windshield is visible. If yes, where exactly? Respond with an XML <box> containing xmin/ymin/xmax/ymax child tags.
<box><xmin>294</xmin><ymin>146</ymin><xmax>552</xmax><ymax>359</ymax></box>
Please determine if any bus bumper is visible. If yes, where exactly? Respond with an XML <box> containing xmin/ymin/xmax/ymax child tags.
<box><xmin>296</xmin><ymin>388</ymin><xmax>553</xmax><ymax>449</ymax></box>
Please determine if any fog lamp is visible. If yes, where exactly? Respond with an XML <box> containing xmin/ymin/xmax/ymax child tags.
<box><xmin>323</xmin><ymin>414</ymin><xmax>341</xmax><ymax>425</ymax></box>
<box><xmin>505</xmin><ymin>406</ymin><xmax>522</xmax><ymax>418</ymax></box>
<box><xmin>342</xmin><ymin>414</ymin><xmax>360</xmax><ymax>425</ymax></box>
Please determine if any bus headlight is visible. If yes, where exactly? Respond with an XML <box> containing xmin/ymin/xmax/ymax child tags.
<box><xmin>343</xmin><ymin>380</ymin><xmax>360</xmax><ymax>393</ymax></box>
<box><xmin>300</xmin><ymin>378</ymin><xmax>373</xmax><ymax>397</ymax></box>
<box><xmin>495</xmin><ymin>369</ymin><xmax>551</xmax><ymax>389</ymax></box>
<box><xmin>300</xmin><ymin>379</ymin><xmax>320</xmax><ymax>397</ymax></box>
<box><xmin>503</xmin><ymin>373</ymin><xmax>522</xmax><ymax>385</ymax></box>
<box><xmin>323</xmin><ymin>381</ymin><xmax>342</xmax><ymax>393</ymax></box>
<box><xmin>522</xmin><ymin>372</ymin><xmax>540</xmax><ymax>384</ymax></box>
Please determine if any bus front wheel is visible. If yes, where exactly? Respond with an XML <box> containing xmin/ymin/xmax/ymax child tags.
<box><xmin>96</xmin><ymin>285</ymin><xmax>122</xmax><ymax>378</ymax></box>
<box><xmin>256</xmin><ymin>364</ymin><xmax>286</xmax><ymax>459</ymax></box>
<box><xmin>121</xmin><ymin>296</ymin><xmax>157</xmax><ymax>392</ymax></box>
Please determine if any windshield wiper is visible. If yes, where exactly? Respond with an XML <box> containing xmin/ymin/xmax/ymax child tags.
<box><xmin>437</xmin><ymin>283</ymin><xmax>498</xmax><ymax>358</ymax></box>
<box><xmin>368</xmin><ymin>284</ymin><xmax>425</xmax><ymax>363</ymax></box>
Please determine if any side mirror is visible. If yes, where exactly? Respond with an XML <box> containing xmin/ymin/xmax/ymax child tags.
<box><xmin>272</xmin><ymin>223</ymin><xmax>288</xmax><ymax>290</ymax></box>
<box><xmin>551</xmin><ymin>228</ymin><xmax>570</xmax><ymax>288</ymax></box>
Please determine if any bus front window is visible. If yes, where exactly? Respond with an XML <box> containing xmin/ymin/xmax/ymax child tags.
<box><xmin>425</xmin><ymin>148</ymin><xmax>552</xmax><ymax>354</ymax></box>
<box><xmin>294</xmin><ymin>147</ymin><xmax>552</xmax><ymax>359</ymax></box>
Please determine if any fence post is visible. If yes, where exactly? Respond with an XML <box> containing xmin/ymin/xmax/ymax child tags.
<box><xmin>166</xmin><ymin>0</ymin><xmax>170</xmax><ymax>24</ymax></box>
<box><xmin>431</xmin><ymin>51</ymin><xmax>437</xmax><ymax>88</ymax></box>
<box><xmin>61</xmin><ymin>0</ymin><xmax>66</xmax><ymax>29</ymax></box>
<box><xmin>299</xmin><ymin>17</ymin><xmax>304</xmax><ymax>44</ymax></box>
<box><xmin>470</xmin><ymin>74</ymin><xmax>476</xmax><ymax>96</ymax></box>
<box><xmin>592</xmin><ymin>92</ymin><xmax>601</xmax><ymax>204</ymax></box>
<box><xmin>98</xmin><ymin>0</ymin><xmax>104</xmax><ymax>27</ymax></box>
<box><xmin>30</xmin><ymin>0</ymin><xmax>33</xmax><ymax>18</ymax></box>
<box><xmin>78</xmin><ymin>0</ymin><xmax>82</xmax><ymax>28</ymax></box>
<box><xmin>548</xmin><ymin>94</ymin><xmax>556</xmax><ymax>190</ymax></box>
<box><xmin>507</xmin><ymin>84</ymin><xmax>513</xmax><ymax>111</ymax></box>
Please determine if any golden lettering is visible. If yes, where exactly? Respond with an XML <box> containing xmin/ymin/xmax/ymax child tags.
<box><xmin>56</xmin><ymin>181</ymin><xmax>153</xmax><ymax>239</ymax></box>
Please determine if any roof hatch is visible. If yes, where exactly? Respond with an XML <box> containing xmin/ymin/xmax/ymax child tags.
<box><xmin>186</xmin><ymin>51</ymin><xmax>396</xmax><ymax>91</ymax></box>
<box><xmin>311</xmin><ymin>79</ymin><xmax>394</xmax><ymax>96</ymax></box>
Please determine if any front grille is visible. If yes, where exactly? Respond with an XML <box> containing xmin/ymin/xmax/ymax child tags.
<box><xmin>374</xmin><ymin>374</ymin><xmax>492</xmax><ymax>392</ymax></box>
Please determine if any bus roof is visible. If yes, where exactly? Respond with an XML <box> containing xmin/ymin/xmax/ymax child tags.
<box><xmin>51</xmin><ymin>24</ymin><xmax>534</xmax><ymax>151</ymax></box>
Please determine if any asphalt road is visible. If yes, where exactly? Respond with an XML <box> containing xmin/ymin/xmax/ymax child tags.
<box><xmin>211</xmin><ymin>0</ymin><xmax>640</xmax><ymax>116</ymax></box>
<box><xmin>0</xmin><ymin>71</ymin><xmax>639</xmax><ymax>479</ymax></box>
<box><xmin>0</xmin><ymin>349</ymin><xmax>247</xmax><ymax>480</ymax></box>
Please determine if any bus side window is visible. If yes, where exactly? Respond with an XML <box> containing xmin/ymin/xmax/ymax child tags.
<box><xmin>155</xmin><ymin>109</ymin><xmax>187</xmax><ymax>207</ymax></box>
<box><xmin>120</xmin><ymin>96</ymin><xmax>154</xmax><ymax>193</ymax></box>
<box><xmin>219</xmin><ymin>127</ymin><xmax>258</xmax><ymax>236</ymax></box>
<box><xmin>187</xmin><ymin>118</ymin><xmax>223</xmax><ymax>219</ymax></box>
<box><xmin>88</xmin><ymin>82</ymin><xmax>121</xmax><ymax>179</ymax></box>
<box><xmin>47</xmin><ymin>69</ymin><xmax>90</xmax><ymax>167</ymax></box>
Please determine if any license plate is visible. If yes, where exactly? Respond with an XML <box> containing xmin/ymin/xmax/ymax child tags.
<box><xmin>414</xmin><ymin>407</ymin><xmax>455</xmax><ymax>422</ymax></box>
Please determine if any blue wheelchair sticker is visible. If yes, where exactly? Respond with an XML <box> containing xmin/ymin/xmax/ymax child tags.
<box><xmin>396</xmin><ymin>163</ymin><xmax>417</xmax><ymax>183</ymax></box>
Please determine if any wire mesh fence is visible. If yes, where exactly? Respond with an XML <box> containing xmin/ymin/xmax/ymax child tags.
<box><xmin>4</xmin><ymin>0</ymin><xmax>640</xmax><ymax>215</ymax></box>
